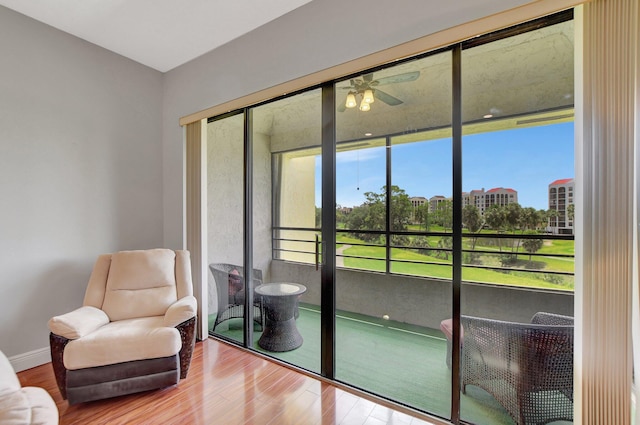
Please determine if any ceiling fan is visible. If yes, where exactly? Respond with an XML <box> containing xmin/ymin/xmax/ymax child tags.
<box><xmin>337</xmin><ymin>70</ymin><xmax>420</xmax><ymax>112</ymax></box>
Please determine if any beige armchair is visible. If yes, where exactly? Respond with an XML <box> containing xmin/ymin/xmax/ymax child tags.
<box><xmin>48</xmin><ymin>249</ymin><xmax>197</xmax><ymax>404</ymax></box>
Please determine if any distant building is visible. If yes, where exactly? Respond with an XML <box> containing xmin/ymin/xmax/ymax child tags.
<box><xmin>548</xmin><ymin>178</ymin><xmax>574</xmax><ymax>234</ymax></box>
<box><xmin>409</xmin><ymin>196</ymin><xmax>427</xmax><ymax>209</ymax></box>
<box><xmin>429</xmin><ymin>195</ymin><xmax>448</xmax><ymax>212</ymax></box>
<box><xmin>409</xmin><ymin>196</ymin><xmax>428</xmax><ymax>223</ymax></box>
<box><xmin>485</xmin><ymin>187</ymin><xmax>518</xmax><ymax>211</ymax></box>
<box><xmin>464</xmin><ymin>187</ymin><xmax>518</xmax><ymax>214</ymax></box>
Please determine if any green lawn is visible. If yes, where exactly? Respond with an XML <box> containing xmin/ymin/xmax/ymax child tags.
<box><xmin>340</xmin><ymin>241</ymin><xmax>574</xmax><ymax>290</ymax></box>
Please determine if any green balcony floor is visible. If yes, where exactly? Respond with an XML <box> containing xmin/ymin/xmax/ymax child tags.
<box><xmin>209</xmin><ymin>305</ymin><xmax>571</xmax><ymax>425</ymax></box>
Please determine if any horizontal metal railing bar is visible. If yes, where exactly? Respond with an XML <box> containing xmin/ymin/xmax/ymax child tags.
<box><xmin>273</xmin><ymin>238</ymin><xmax>316</xmax><ymax>244</ymax></box>
<box><xmin>273</xmin><ymin>227</ymin><xmax>575</xmax><ymax>241</ymax></box>
<box><xmin>387</xmin><ymin>258</ymin><xmax>451</xmax><ymax>267</ymax></box>
<box><xmin>337</xmin><ymin>241</ymin><xmax>386</xmax><ymax>248</ymax></box>
<box><xmin>273</xmin><ymin>226</ymin><xmax>319</xmax><ymax>232</ymax></box>
<box><xmin>458</xmin><ymin>262</ymin><xmax>574</xmax><ymax>276</ymax></box>
<box><xmin>273</xmin><ymin>248</ymin><xmax>316</xmax><ymax>256</ymax></box>
<box><xmin>338</xmin><ymin>254</ymin><xmax>387</xmax><ymax>261</ymax></box>
<box><xmin>390</xmin><ymin>244</ymin><xmax>575</xmax><ymax>259</ymax></box>
<box><xmin>388</xmin><ymin>256</ymin><xmax>571</xmax><ymax>274</ymax></box>
<box><xmin>461</xmin><ymin>233</ymin><xmax>574</xmax><ymax>241</ymax></box>
<box><xmin>276</xmin><ymin>247</ymin><xmax>574</xmax><ymax>276</ymax></box>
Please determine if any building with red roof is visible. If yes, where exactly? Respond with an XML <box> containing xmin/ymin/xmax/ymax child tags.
<box><xmin>548</xmin><ymin>178</ymin><xmax>574</xmax><ymax>234</ymax></box>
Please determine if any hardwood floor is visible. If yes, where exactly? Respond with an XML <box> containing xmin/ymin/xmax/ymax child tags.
<box><xmin>18</xmin><ymin>338</ymin><xmax>443</xmax><ymax>425</ymax></box>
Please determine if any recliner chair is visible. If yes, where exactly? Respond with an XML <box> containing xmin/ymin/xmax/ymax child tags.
<box><xmin>48</xmin><ymin>248</ymin><xmax>197</xmax><ymax>404</ymax></box>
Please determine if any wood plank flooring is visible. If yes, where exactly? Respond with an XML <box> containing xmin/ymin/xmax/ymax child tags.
<box><xmin>17</xmin><ymin>338</ymin><xmax>443</xmax><ymax>425</ymax></box>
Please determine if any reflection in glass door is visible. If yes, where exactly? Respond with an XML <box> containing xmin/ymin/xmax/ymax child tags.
<box><xmin>207</xmin><ymin>113</ymin><xmax>246</xmax><ymax>344</ymax></box>
<box><xmin>334</xmin><ymin>52</ymin><xmax>453</xmax><ymax>420</ymax></box>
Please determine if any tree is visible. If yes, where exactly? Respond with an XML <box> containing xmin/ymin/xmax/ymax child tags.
<box><xmin>485</xmin><ymin>204</ymin><xmax>506</xmax><ymax>252</ymax></box>
<box><xmin>522</xmin><ymin>230</ymin><xmax>544</xmax><ymax>262</ymax></box>
<box><xmin>462</xmin><ymin>205</ymin><xmax>483</xmax><ymax>251</ymax></box>
<box><xmin>504</xmin><ymin>202</ymin><xmax>522</xmax><ymax>232</ymax></box>
<box><xmin>433</xmin><ymin>199</ymin><xmax>453</xmax><ymax>231</ymax></box>
<box><xmin>436</xmin><ymin>236</ymin><xmax>453</xmax><ymax>260</ymax></box>
<box><xmin>567</xmin><ymin>204</ymin><xmax>575</xmax><ymax>222</ymax></box>
<box><xmin>485</xmin><ymin>204</ymin><xmax>506</xmax><ymax>231</ymax></box>
<box><xmin>389</xmin><ymin>186</ymin><xmax>413</xmax><ymax>231</ymax></box>
<box><xmin>414</xmin><ymin>204</ymin><xmax>430</xmax><ymax>231</ymax></box>
<box><xmin>547</xmin><ymin>208</ymin><xmax>558</xmax><ymax>229</ymax></box>
<box><xmin>344</xmin><ymin>185</ymin><xmax>413</xmax><ymax>242</ymax></box>
<box><xmin>519</xmin><ymin>207</ymin><xmax>542</xmax><ymax>231</ymax></box>
<box><xmin>504</xmin><ymin>203</ymin><xmax>523</xmax><ymax>256</ymax></box>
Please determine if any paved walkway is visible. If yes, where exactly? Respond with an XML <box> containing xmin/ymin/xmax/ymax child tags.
<box><xmin>335</xmin><ymin>244</ymin><xmax>351</xmax><ymax>267</ymax></box>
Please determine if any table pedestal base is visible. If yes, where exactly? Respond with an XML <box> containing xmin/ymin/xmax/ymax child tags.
<box><xmin>258</xmin><ymin>317</ymin><xmax>303</xmax><ymax>352</ymax></box>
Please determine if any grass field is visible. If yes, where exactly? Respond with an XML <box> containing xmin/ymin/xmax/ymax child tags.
<box><xmin>336</xmin><ymin>232</ymin><xmax>574</xmax><ymax>290</ymax></box>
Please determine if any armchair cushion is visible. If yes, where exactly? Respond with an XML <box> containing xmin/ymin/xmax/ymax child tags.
<box><xmin>102</xmin><ymin>249</ymin><xmax>178</xmax><ymax>321</ymax></box>
<box><xmin>0</xmin><ymin>351</ymin><xmax>58</xmax><ymax>425</ymax></box>
<box><xmin>48</xmin><ymin>306</ymin><xmax>110</xmax><ymax>340</ymax></box>
<box><xmin>63</xmin><ymin>316</ymin><xmax>181</xmax><ymax>370</ymax></box>
<box><xmin>164</xmin><ymin>295</ymin><xmax>197</xmax><ymax>328</ymax></box>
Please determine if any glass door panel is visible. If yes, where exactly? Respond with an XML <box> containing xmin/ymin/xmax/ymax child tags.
<box><xmin>334</xmin><ymin>52</ymin><xmax>453</xmax><ymax>420</ymax></box>
<box><xmin>460</xmin><ymin>17</ymin><xmax>575</xmax><ymax>425</ymax></box>
<box><xmin>207</xmin><ymin>113</ymin><xmax>246</xmax><ymax>343</ymax></box>
<box><xmin>251</xmin><ymin>88</ymin><xmax>322</xmax><ymax>373</ymax></box>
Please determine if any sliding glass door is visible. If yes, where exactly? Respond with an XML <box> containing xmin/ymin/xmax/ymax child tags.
<box><xmin>250</xmin><ymin>89</ymin><xmax>323</xmax><ymax>373</ymax></box>
<box><xmin>201</xmin><ymin>10</ymin><xmax>575</xmax><ymax>425</ymax></box>
<box><xmin>459</xmin><ymin>16</ymin><xmax>575</xmax><ymax>425</ymax></box>
<box><xmin>333</xmin><ymin>52</ymin><xmax>454</xmax><ymax>418</ymax></box>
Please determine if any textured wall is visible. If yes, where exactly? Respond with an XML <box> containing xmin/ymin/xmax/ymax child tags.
<box><xmin>162</xmin><ymin>0</ymin><xmax>540</xmax><ymax>249</ymax></box>
<box><xmin>271</xmin><ymin>261</ymin><xmax>573</xmax><ymax>329</ymax></box>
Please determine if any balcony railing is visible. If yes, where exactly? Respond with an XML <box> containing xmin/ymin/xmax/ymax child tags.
<box><xmin>273</xmin><ymin>227</ymin><xmax>575</xmax><ymax>291</ymax></box>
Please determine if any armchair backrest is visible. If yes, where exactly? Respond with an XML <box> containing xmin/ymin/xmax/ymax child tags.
<box><xmin>83</xmin><ymin>249</ymin><xmax>193</xmax><ymax>321</ymax></box>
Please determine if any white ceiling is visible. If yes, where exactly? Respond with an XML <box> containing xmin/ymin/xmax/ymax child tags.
<box><xmin>0</xmin><ymin>0</ymin><xmax>313</xmax><ymax>72</ymax></box>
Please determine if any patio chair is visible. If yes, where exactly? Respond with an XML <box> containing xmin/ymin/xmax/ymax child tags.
<box><xmin>209</xmin><ymin>263</ymin><xmax>263</xmax><ymax>331</ymax></box>
<box><xmin>460</xmin><ymin>313</ymin><xmax>573</xmax><ymax>425</ymax></box>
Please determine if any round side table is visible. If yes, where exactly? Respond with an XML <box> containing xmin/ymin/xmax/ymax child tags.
<box><xmin>255</xmin><ymin>282</ymin><xmax>306</xmax><ymax>352</ymax></box>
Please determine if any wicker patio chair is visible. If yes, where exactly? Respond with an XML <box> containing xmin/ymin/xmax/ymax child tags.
<box><xmin>209</xmin><ymin>263</ymin><xmax>263</xmax><ymax>331</ymax></box>
<box><xmin>461</xmin><ymin>313</ymin><xmax>573</xmax><ymax>425</ymax></box>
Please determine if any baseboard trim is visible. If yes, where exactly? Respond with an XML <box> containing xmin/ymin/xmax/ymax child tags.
<box><xmin>9</xmin><ymin>347</ymin><xmax>51</xmax><ymax>372</ymax></box>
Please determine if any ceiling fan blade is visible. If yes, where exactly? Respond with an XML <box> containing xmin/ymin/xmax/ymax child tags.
<box><xmin>372</xmin><ymin>71</ymin><xmax>420</xmax><ymax>86</ymax></box>
<box><xmin>374</xmin><ymin>89</ymin><xmax>403</xmax><ymax>106</ymax></box>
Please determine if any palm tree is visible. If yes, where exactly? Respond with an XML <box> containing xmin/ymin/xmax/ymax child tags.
<box><xmin>462</xmin><ymin>205</ymin><xmax>483</xmax><ymax>251</ymax></box>
<box><xmin>485</xmin><ymin>204</ymin><xmax>506</xmax><ymax>252</ymax></box>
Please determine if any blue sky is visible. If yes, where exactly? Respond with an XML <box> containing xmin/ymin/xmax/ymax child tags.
<box><xmin>316</xmin><ymin>122</ymin><xmax>574</xmax><ymax>210</ymax></box>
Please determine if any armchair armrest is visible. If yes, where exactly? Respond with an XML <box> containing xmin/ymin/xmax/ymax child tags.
<box><xmin>48</xmin><ymin>306</ymin><xmax>110</xmax><ymax>340</ymax></box>
<box><xmin>164</xmin><ymin>295</ymin><xmax>197</xmax><ymax>327</ymax></box>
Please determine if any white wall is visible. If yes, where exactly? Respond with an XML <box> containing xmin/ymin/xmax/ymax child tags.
<box><xmin>161</xmin><ymin>0</ymin><xmax>539</xmax><ymax>250</ymax></box>
<box><xmin>0</xmin><ymin>6</ymin><xmax>163</xmax><ymax>362</ymax></box>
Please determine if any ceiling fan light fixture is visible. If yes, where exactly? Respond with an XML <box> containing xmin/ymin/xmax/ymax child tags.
<box><xmin>363</xmin><ymin>89</ymin><xmax>375</xmax><ymax>104</ymax></box>
<box><xmin>345</xmin><ymin>92</ymin><xmax>357</xmax><ymax>108</ymax></box>
<box><xmin>359</xmin><ymin>99</ymin><xmax>371</xmax><ymax>111</ymax></box>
